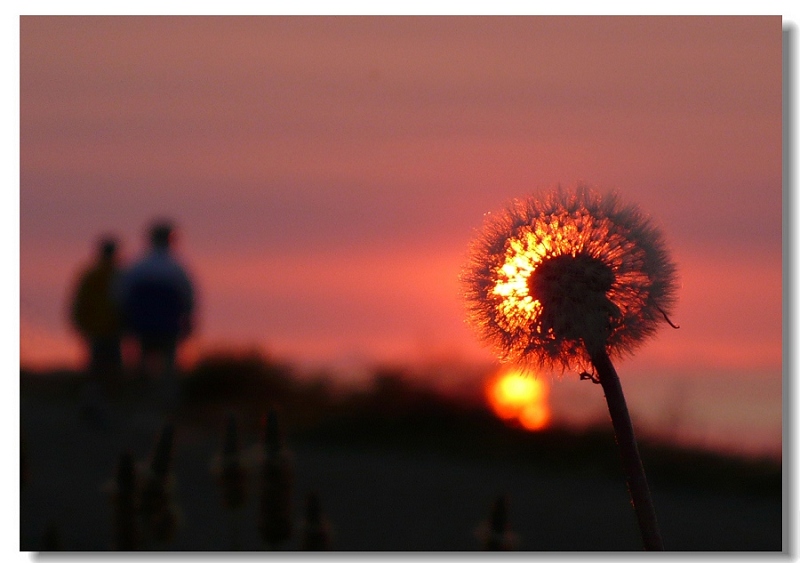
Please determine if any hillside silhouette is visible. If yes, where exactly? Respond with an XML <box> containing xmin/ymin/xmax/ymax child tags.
<box><xmin>20</xmin><ymin>351</ymin><xmax>782</xmax><ymax>550</ymax></box>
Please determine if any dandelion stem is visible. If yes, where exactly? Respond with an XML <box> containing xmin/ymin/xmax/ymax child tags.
<box><xmin>590</xmin><ymin>348</ymin><xmax>664</xmax><ymax>551</ymax></box>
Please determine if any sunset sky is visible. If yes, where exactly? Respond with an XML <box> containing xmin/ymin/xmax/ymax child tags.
<box><xmin>17</xmin><ymin>16</ymin><xmax>785</xmax><ymax>454</ymax></box>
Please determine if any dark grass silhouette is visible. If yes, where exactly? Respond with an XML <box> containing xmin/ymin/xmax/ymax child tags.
<box><xmin>19</xmin><ymin>353</ymin><xmax>781</xmax><ymax>551</ymax></box>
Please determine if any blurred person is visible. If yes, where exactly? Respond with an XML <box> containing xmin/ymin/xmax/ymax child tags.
<box><xmin>117</xmin><ymin>220</ymin><xmax>196</xmax><ymax>390</ymax></box>
<box><xmin>70</xmin><ymin>236</ymin><xmax>124</xmax><ymax>381</ymax></box>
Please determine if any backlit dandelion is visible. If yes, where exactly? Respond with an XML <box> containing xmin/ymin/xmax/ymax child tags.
<box><xmin>463</xmin><ymin>185</ymin><xmax>677</xmax><ymax>371</ymax></box>
<box><xmin>463</xmin><ymin>185</ymin><xmax>679</xmax><ymax>551</ymax></box>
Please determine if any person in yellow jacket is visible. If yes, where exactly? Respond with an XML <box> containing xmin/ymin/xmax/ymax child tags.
<box><xmin>70</xmin><ymin>237</ymin><xmax>124</xmax><ymax>380</ymax></box>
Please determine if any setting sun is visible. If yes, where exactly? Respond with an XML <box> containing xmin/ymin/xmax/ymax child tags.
<box><xmin>486</xmin><ymin>369</ymin><xmax>551</xmax><ymax>431</ymax></box>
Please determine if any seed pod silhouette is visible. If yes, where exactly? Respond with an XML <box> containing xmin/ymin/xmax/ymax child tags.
<box><xmin>476</xmin><ymin>495</ymin><xmax>518</xmax><ymax>550</ymax></box>
<box><xmin>140</xmin><ymin>423</ymin><xmax>179</xmax><ymax>545</ymax></box>
<box><xmin>259</xmin><ymin>408</ymin><xmax>293</xmax><ymax>548</ymax></box>
<box><xmin>219</xmin><ymin>414</ymin><xmax>247</xmax><ymax>510</ymax></box>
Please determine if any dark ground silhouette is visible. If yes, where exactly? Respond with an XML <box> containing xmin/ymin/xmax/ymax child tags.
<box><xmin>19</xmin><ymin>353</ymin><xmax>782</xmax><ymax>551</ymax></box>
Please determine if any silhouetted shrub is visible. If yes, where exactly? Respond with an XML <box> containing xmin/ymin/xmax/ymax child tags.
<box><xmin>181</xmin><ymin>351</ymin><xmax>293</xmax><ymax>406</ymax></box>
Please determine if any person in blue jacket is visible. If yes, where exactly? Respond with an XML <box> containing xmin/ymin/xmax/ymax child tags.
<box><xmin>118</xmin><ymin>220</ymin><xmax>196</xmax><ymax>382</ymax></box>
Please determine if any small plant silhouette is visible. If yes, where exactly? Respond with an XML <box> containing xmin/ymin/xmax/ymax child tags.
<box><xmin>218</xmin><ymin>414</ymin><xmax>247</xmax><ymax>510</ymax></box>
<box><xmin>476</xmin><ymin>495</ymin><xmax>518</xmax><ymax>550</ymax></box>
<box><xmin>139</xmin><ymin>423</ymin><xmax>179</xmax><ymax>546</ymax></box>
<box><xmin>258</xmin><ymin>408</ymin><xmax>294</xmax><ymax>549</ymax></box>
<box><xmin>213</xmin><ymin>413</ymin><xmax>248</xmax><ymax>549</ymax></box>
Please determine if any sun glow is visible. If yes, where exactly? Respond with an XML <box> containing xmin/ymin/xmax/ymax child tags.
<box><xmin>486</xmin><ymin>368</ymin><xmax>551</xmax><ymax>431</ymax></box>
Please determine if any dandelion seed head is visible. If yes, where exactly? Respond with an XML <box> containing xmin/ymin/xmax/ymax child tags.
<box><xmin>462</xmin><ymin>185</ymin><xmax>678</xmax><ymax>371</ymax></box>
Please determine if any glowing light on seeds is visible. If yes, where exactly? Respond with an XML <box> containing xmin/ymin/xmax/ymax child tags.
<box><xmin>463</xmin><ymin>187</ymin><xmax>678</xmax><ymax>371</ymax></box>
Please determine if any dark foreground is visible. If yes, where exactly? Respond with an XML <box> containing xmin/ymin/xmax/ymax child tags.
<box><xmin>19</xmin><ymin>363</ymin><xmax>782</xmax><ymax>552</ymax></box>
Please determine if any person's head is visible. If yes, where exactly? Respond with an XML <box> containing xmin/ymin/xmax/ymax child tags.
<box><xmin>98</xmin><ymin>237</ymin><xmax>117</xmax><ymax>261</ymax></box>
<box><xmin>149</xmin><ymin>220</ymin><xmax>174</xmax><ymax>249</ymax></box>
